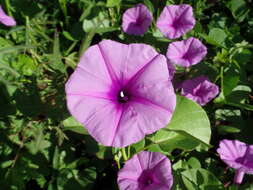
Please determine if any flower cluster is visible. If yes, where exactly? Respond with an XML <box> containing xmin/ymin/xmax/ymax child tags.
<box><xmin>122</xmin><ymin>4</ymin><xmax>219</xmax><ymax>106</ymax></box>
<box><xmin>65</xmin><ymin>3</ymin><xmax>223</xmax><ymax>190</ymax></box>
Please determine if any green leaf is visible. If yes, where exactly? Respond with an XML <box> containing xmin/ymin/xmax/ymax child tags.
<box><xmin>144</xmin><ymin>0</ymin><xmax>154</xmax><ymax>13</ymax></box>
<box><xmin>78</xmin><ymin>167</ymin><xmax>97</xmax><ymax>188</ymax></box>
<box><xmin>167</xmin><ymin>96</ymin><xmax>211</xmax><ymax>145</ymax></box>
<box><xmin>208</xmin><ymin>28</ymin><xmax>227</xmax><ymax>47</ymax></box>
<box><xmin>58</xmin><ymin>0</ymin><xmax>68</xmax><ymax>21</ymax></box>
<box><xmin>187</xmin><ymin>157</ymin><xmax>201</xmax><ymax>169</ymax></box>
<box><xmin>226</xmin><ymin>85</ymin><xmax>252</xmax><ymax>104</ymax></box>
<box><xmin>52</xmin><ymin>146</ymin><xmax>60</xmax><ymax>170</ymax></box>
<box><xmin>222</xmin><ymin>65</ymin><xmax>240</xmax><ymax>97</ymax></box>
<box><xmin>57</xmin><ymin>167</ymin><xmax>97</xmax><ymax>190</ymax></box>
<box><xmin>11</xmin><ymin>54</ymin><xmax>37</xmax><ymax>76</ymax></box>
<box><xmin>83</xmin><ymin>11</ymin><xmax>118</xmax><ymax>34</ymax></box>
<box><xmin>106</xmin><ymin>0</ymin><xmax>121</xmax><ymax>7</ymax></box>
<box><xmin>62</xmin><ymin>116</ymin><xmax>88</xmax><ymax>135</ymax></box>
<box><xmin>130</xmin><ymin>139</ymin><xmax>145</xmax><ymax>154</ymax></box>
<box><xmin>215</xmin><ymin>109</ymin><xmax>241</xmax><ymax>120</ymax></box>
<box><xmin>49</xmin><ymin>31</ymin><xmax>65</xmax><ymax>72</ymax></box>
<box><xmin>227</xmin><ymin>0</ymin><xmax>250</xmax><ymax>22</ymax></box>
<box><xmin>25</xmin><ymin>127</ymin><xmax>51</xmax><ymax>155</ymax></box>
<box><xmin>217</xmin><ymin>125</ymin><xmax>241</xmax><ymax>134</ymax></box>
<box><xmin>1</xmin><ymin>160</ymin><xmax>13</xmax><ymax>168</ymax></box>
<box><xmin>232</xmin><ymin>49</ymin><xmax>252</xmax><ymax>65</ymax></box>
<box><xmin>226</xmin><ymin>102</ymin><xmax>253</xmax><ymax>111</ymax></box>
<box><xmin>149</xmin><ymin>131</ymin><xmax>200</xmax><ymax>152</ymax></box>
<box><xmin>149</xmin><ymin>96</ymin><xmax>211</xmax><ymax>151</ymax></box>
<box><xmin>181</xmin><ymin>168</ymin><xmax>223</xmax><ymax>190</ymax></box>
<box><xmin>0</xmin><ymin>45</ymin><xmax>35</xmax><ymax>55</ymax></box>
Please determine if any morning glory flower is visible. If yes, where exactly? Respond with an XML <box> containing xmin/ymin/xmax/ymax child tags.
<box><xmin>65</xmin><ymin>40</ymin><xmax>176</xmax><ymax>147</ymax></box>
<box><xmin>156</xmin><ymin>4</ymin><xmax>195</xmax><ymax>39</ymax></box>
<box><xmin>122</xmin><ymin>4</ymin><xmax>153</xmax><ymax>36</ymax></box>
<box><xmin>166</xmin><ymin>37</ymin><xmax>207</xmax><ymax>67</ymax></box>
<box><xmin>180</xmin><ymin>76</ymin><xmax>219</xmax><ymax>106</ymax></box>
<box><xmin>0</xmin><ymin>5</ymin><xmax>16</xmax><ymax>26</ymax></box>
<box><xmin>117</xmin><ymin>151</ymin><xmax>173</xmax><ymax>190</ymax></box>
<box><xmin>217</xmin><ymin>139</ymin><xmax>253</xmax><ymax>184</ymax></box>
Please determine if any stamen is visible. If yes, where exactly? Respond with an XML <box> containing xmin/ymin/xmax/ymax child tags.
<box><xmin>118</xmin><ymin>90</ymin><xmax>129</xmax><ymax>103</ymax></box>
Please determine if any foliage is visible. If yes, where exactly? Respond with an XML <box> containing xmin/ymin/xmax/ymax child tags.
<box><xmin>0</xmin><ymin>0</ymin><xmax>253</xmax><ymax>189</ymax></box>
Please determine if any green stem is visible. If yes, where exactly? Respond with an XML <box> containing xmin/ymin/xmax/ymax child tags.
<box><xmin>4</xmin><ymin>0</ymin><xmax>12</xmax><ymax>16</ymax></box>
<box><xmin>116</xmin><ymin>159</ymin><xmax>121</xmax><ymax>169</ymax></box>
<box><xmin>220</xmin><ymin>66</ymin><xmax>224</xmax><ymax>90</ymax></box>
<box><xmin>121</xmin><ymin>148</ymin><xmax>128</xmax><ymax>161</ymax></box>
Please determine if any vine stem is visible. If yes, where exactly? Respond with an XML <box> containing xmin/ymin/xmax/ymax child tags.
<box><xmin>4</xmin><ymin>0</ymin><xmax>12</xmax><ymax>16</ymax></box>
<box><xmin>116</xmin><ymin>159</ymin><xmax>121</xmax><ymax>169</ymax></box>
<box><xmin>121</xmin><ymin>147</ymin><xmax>128</xmax><ymax>161</ymax></box>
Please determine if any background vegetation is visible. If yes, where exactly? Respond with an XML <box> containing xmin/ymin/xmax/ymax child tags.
<box><xmin>0</xmin><ymin>0</ymin><xmax>253</xmax><ymax>189</ymax></box>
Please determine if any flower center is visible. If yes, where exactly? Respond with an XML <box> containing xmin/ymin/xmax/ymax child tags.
<box><xmin>135</xmin><ymin>17</ymin><xmax>144</xmax><ymax>26</ymax></box>
<box><xmin>171</xmin><ymin>19</ymin><xmax>181</xmax><ymax>28</ymax></box>
<box><xmin>138</xmin><ymin>170</ymin><xmax>155</xmax><ymax>187</ymax></box>
<box><xmin>117</xmin><ymin>90</ymin><xmax>129</xmax><ymax>103</ymax></box>
<box><xmin>144</xmin><ymin>177</ymin><xmax>153</xmax><ymax>186</ymax></box>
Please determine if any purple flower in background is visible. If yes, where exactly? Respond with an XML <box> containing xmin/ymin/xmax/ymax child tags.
<box><xmin>180</xmin><ymin>76</ymin><xmax>219</xmax><ymax>106</ymax></box>
<box><xmin>166</xmin><ymin>37</ymin><xmax>207</xmax><ymax>67</ymax></box>
<box><xmin>0</xmin><ymin>5</ymin><xmax>16</xmax><ymax>26</ymax></box>
<box><xmin>217</xmin><ymin>139</ymin><xmax>253</xmax><ymax>184</ymax></box>
<box><xmin>65</xmin><ymin>40</ymin><xmax>176</xmax><ymax>147</ymax></box>
<box><xmin>118</xmin><ymin>151</ymin><xmax>173</xmax><ymax>190</ymax></box>
<box><xmin>156</xmin><ymin>4</ymin><xmax>195</xmax><ymax>39</ymax></box>
<box><xmin>122</xmin><ymin>4</ymin><xmax>152</xmax><ymax>35</ymax></box>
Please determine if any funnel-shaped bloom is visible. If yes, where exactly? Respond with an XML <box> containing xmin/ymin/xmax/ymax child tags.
<box><xmin>0</xmin><ymin>5</ymin><xmax>16</xmax><ymax>26</ymax></box>
<box><xmin>122</xmin><ymin>4</ymin><xmax>152</xmax><ymax>35</ymax></box>
<box><xmin>217</xmin><ymin>139</ymin><xmax>253</xmax><ymax>184</ymax></box>
<box><xmin>156</xmin><ymin>4</ymin><xmax>195</xmax><ymax>39</ymax></box>
<box><xmin>118</xmin><ymin>151</ymin><xmax>173</xmax><ymax>190</ymax></box>
<box><xmin>180</xmin><ymin>76</ymin><xmax>219</xmax><ymax>106</ymax></box>
<box><xmin>65</xmin><ymin>40</ymin><xmax>176</xmax><ymax>147</ymax></box>
<box><xmin>166</xmin><ymin>37</ymin><xmax>207</xmax><ymax>67</ymax></box>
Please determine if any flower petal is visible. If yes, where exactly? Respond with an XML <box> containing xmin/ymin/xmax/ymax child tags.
<box><xmin>0</xmin><ymin>6</ymin><xmax>16</xmax><ymax>26</ymax></box>
<box><xmin>128</xmin><ymin>54</ymin><xmax>176</xmax><ymax>114</ymax></box>
<box><xmin>242</xmin><ymin>145</ymin><xmax>253</xmax><ymax>174</ymax></box>
<box><xmin>98</xmin><ymin>40</ymin><xmax>158</xmax><ymax>86</ymax></box>
<box><xmin>66</xmin><ymin>94</ymin><xmax>124</xmax><ymax>146</ymax></box>
<box><xmin>111</xmin><ymin>101</ymin><xmax>170</xmax><ymax>147</ymax></box>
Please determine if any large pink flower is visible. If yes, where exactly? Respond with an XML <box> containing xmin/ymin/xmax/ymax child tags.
<box><xmin>217</xmin><ymin>140</ymin><xmax>253</xmax><ymax>184</ymax></box>
<box><xmin>166</xmin><ymin>37</ymin><xmax>207</xmax><ymax>67</ymax></box>
<box><xmin>122</xmin><ymin>4</ymin><xmax>152</xmax><ymax>36</ymax></box>
<box><xmin>65</xmin><ymin>40</ymin><xmax>176</xmax><ymax>147</ymax></box>
<box><xmin>0</xmin><ymin>5</ymin><xmax>16</xmax><ymax>26</ymax></box>
<box><xmin>156</xmin><ymin>4</ymin><xmax>195</xmax><ymax>39</ymax></box>
<box><xmin>117</xmin><ymin>151</ymin><xmax>173</xmax><ymax>190</ymax></box>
